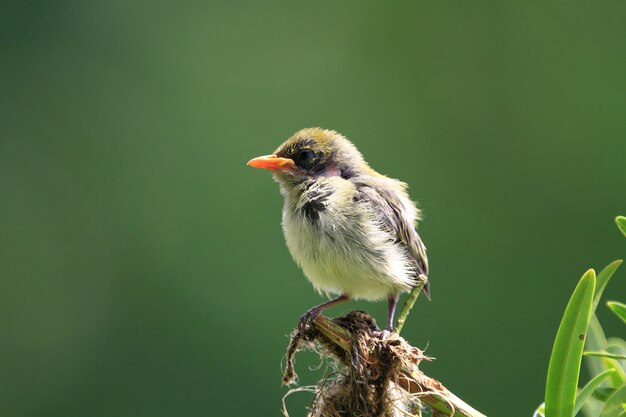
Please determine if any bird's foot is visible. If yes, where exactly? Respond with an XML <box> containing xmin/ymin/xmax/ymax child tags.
<box><xmin>375</xmin><ymin>327</ymin><xmax>400</xmax><ymax>343</ymax></box>
<box><xmin>297</xmin><ymin>307</ymin><xmax>321</xmax><ymax>336</ymax></box>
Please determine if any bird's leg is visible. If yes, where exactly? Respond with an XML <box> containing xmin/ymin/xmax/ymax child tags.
<box><xmin>298</xmin><ymin>294</ymin><xmax>349</xmax><ymax>335</ymax></box>
<box><xmin>386</xmin><ymin>294</ymin><xmax>399</xmax><ymax>332</ymax></box>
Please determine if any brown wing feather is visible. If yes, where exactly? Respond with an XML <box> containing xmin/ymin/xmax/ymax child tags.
<box><xmin>355</xmin><ymin>182</ymin><xmax>431</xmax><ymax>299</ymax></box>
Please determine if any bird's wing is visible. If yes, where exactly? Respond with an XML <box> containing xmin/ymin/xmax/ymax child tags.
<box><xmin>355</xmin><ymin>180</ymin><xmax>431</xmax><ymax>299</ymax></box>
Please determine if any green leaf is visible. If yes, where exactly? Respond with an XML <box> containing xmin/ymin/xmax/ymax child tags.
<box><xmin>607</xmin><ymin>301</ymin><xmax>626</xmax><ymax>324</ymax></box>
<box><xmin>607</xmin><ymin>337</ymin><xmax>626</xmax><ymax>353</ymax></box>
<box><xmin>583</xmin><ymin>318</ymin><xmax>626</xmax><ymax>387</ymax></box>
<box><xmin>545</xmin><ymin>269</ymin><xmax>597</xmax><ymax>417</ymax></box>
<box><xmin>606</xmin><ymin>337</ymin><xmax>626</xmax><ymax>366</ymax></box>
<box><xmin>593</xmin><ymin>261</ymin><xmax>623</xmax><ymax>314</ymax></box>
<box><xmin>584</xmin><ymin>351</ymin><xmax>626</xmax><ymax>360</ymax></box>
<box><xmin>616</xmin><ymin>216</ymin><xmax>626</xmax><ymax>238</ymax></box>
<box><xmin>585</xmin><ymin>260</ymin><xmax>622</xmax><ymax>383</ymax></box>
<box><xmin>594</xmin><ymin>387</ymin><xmax>617</xmax><ymax>402</ymax></box>
<box><xmin>573</xmin><ymin>369</ymin><xmax>615</xmax><ymax>416</ymax></box>
<box><xmin>599</xmin><ymin>385</ymin><xmax>626</xmax><ymax>417</ymax></box>
<box><xmin>603</xmin><ymin>340</ymin><xmax>626</xmax><ymax>385</ymax></box>
<box><xmin>581</xmin><ymin>397</ymin><xmax>602</xmax><ymax>417</ymax></box>
<box><xmin>586</xmin><ymin>315</ymin><xmax>611</xmax><ymax>379</ymax></box>
<box><xmin>600</xmin><ymin>357</ymin><xmax>626</xmax><ymax>387</ymax></box>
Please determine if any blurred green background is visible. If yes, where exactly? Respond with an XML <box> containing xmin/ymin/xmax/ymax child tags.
<box><xmin>1</xmin><ymin>1</ymin><xmax>625</xmax><ymax>416</ymax></box>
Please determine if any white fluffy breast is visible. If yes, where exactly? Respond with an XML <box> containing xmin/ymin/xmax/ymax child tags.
<box><xmin>281</xmin><ymin>177</ymin><xmax>415</xmax><ymax>301</ymax></box>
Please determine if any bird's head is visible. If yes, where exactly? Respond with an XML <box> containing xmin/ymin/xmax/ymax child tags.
<box><xmin>247</xmin><ymin>128</ymin><xmax>372</xmax><ymax>186</ymax></box>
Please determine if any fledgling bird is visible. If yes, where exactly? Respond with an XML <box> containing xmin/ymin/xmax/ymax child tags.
<box><xmin>247</xmin><ymin>128</ymin><xmax>429</xmax><ymax>332</ymax></box>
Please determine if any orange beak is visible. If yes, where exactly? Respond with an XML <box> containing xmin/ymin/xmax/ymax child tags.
<box><xmin>247</xmin><ymin>154</ymin><xmax>295</xmax><ymax>171</ymax></box>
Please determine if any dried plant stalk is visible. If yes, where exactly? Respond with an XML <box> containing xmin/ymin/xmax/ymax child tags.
<box><xmin>283</xmin><ymin>312</ymin><xmax>487</xmax><ymax>417</ymax></box>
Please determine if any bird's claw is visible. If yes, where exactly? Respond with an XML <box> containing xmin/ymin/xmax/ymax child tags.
<box><xmin>374</xmin><ymin>328</ymin><xmax>399</xmax><ymax>343</ymax></box>
<box><xmin>298</xmin><ymin>308</ymin><xmax>320</xmax><ymax>335</ymax></box>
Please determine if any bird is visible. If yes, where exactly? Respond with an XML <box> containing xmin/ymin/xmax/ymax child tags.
<box><xmin>247</xmin><ymin>127</ymin><xmax>429</xmax><ymax>333</ymax></box>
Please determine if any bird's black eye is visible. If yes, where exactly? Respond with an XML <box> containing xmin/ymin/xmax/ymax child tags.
<box><xmin>298</xmin><ymin>149</ymin><xmax>314</xmax><ymax>161</ymax></box>
<box><xmin>294</xmin><ymin>148</ymin><xmax>320</xmax><ymax>170</ymax></box>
